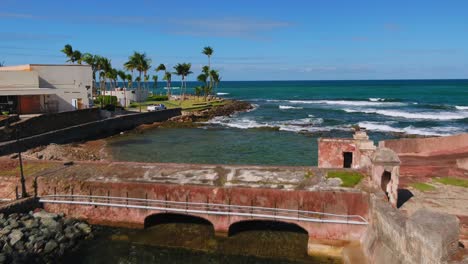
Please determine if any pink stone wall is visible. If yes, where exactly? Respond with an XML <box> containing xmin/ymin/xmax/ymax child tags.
<box><xmin>379</xmin><ymin>133</ymin><xmax>468</xmax><ymax>155</ymax></box>
<box><xmin>39</xmin><ymin>179</ymin><xmax>369</xmax><ymax>242</ymax></box>
<box><xmin>318</xmin><ymin>139</ymin><xmax>360</xmax><ymax>168</ymax></box>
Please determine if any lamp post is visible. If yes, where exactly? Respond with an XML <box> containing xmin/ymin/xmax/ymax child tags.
<box><xmin>4</xmin><ymin>122</ymin><xmax>28</xmax><ymax>198</ymax></box>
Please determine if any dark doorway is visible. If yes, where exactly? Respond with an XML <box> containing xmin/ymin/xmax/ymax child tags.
<box><xmin>228</xmin><ymin>220</ymin><xmax>308</xmax><ymax>237</ymax></box>
<box><xmin>343</xmin><ymin>152</ymin><xmax>353</xmax><ymax>168</ymax></box>
<box><xmin>144</xmin><ymin>213</ymin><xmax>213</xmax><ymax>229</ymax></box>
<box><xmin>381</xmin><ymin>171</ymin><xmax>391</xmax><ymax>197</ymax></box>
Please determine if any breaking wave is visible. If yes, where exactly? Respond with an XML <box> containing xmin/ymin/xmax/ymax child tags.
<box><xmin>289</xmin><ymin>100</ymin><xmax>406</xmax><ymax>107</ymax></box>
<box><xmin>358</xmin><ymin>121</ymin><xmax>464</xmax><ymax>136</ymax></box>
<box><xmin>202</xmin><ymin>116</ymin><xmax>331</xmax><ymax>133</ymax></box>
<box><xmin>344</xmin><ymin>108</ymin><xmax>468</xmax><ymax>120</ymax></box>
<box><xmin>279</xmin><ymin>105</ymin><xmax>303</xmax><ymax>110</ymax></box>
<box><xmin>456</xmin><ymin>105</ymin><xmax>468</xmax><ymax>110</ymax></box>
<box><xmin>216</xmin><ymin>92</ymin><xmax>229</xmax><ymax>95</ymax></box>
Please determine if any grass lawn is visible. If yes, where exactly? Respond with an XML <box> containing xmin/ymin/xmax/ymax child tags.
<box><xmin>326</xmin><ymin>171</ymin><xmax>363</xmax><ymax>187</ymax></box>
<box><xmin>433</xmin><ymin>177</ymin><xmax>468</xmax><ymax>188</ymax></box>
<box><xmin>410</xmin><ymin>182</ymin><xmax>436</xmax><ymax>192</ymax></box>
<box><xmin>129</xmin><ymin>98</ymin><xmax>228</xmax><ymax>111</ymax></box>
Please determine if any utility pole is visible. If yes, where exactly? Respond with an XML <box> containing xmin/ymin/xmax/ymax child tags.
<box><xmin>5</xmin><ymin>121</ymin><xmax>28</xmax><ymax>198</ymax></box>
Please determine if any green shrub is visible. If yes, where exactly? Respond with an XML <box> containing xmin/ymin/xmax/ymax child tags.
<box><xmin>327</xmin><ymin>171</ymin><xmax>363</xmax><ymax>187</ymax></box>
<box><xmin>147</xmin><ymin>95</ymin><xmax>168</xmax><ymax>101</ymax></box>
<box><xmin>95</xmin><ymin>95</ymin><xmax>118</xmax><ymax>106</ymax></box>
<box><xmin>1</xmin><ymin>111</ymin><xmax>9</xmax><ymax>115</ymax></box>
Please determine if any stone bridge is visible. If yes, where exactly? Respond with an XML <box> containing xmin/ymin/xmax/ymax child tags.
<box><xmin>37</xmin><ymin>180</ymin><xmax>369</xmax><ymax>248</ymax></box>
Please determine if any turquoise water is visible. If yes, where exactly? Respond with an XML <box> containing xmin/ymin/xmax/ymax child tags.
<box><xmin>109</xmin><ymin>80</ymin><xmax>468</xmax><ymax>165</ymax></box>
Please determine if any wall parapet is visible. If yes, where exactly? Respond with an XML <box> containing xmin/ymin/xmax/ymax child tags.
<box><xmin>0</xmin><ymin>108</ymin><xmax>181</xmax><ymax>155</ymax></box>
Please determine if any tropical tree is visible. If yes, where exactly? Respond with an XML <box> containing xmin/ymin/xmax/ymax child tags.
<box><xmin>125</xmin><ymin>52</ymin><xmax>151</xmax><ymax>101</ymax></box>
<box><xmin>152</xmin><ymin>75</ymin><xmax>158</xmax><ymax>90</ymax></box>
<box><xmin>163</xmin><ymin>72</ymin><xmax>172</xmax><ymax>97</ymax></box>
<box><xmin>126</xmin><ymin>74</ymin><xmax>133</xmax><ymax>89</ymax></box>
<box><xmin>202</xmin><ymin>46</ymin><xmax>214</xmax><ymax>68</ymax></box>
<box><xmin>210</xmin><ymin>69</ymin><xmax>221</xmax><ymax>96</ymax></box>
<box><xmin>61</xmin><ymin>44</ymin><xmax>74</xmax><ymax>63</ymax></box>
<box><xmin>72</xmin><ymin>50</ymin><xmax>83</xmax><ymax>64</ymax></box>
<box><xmin>173</xmin><ymin>63</ymin><xmax>192</xmax><ymax>100</ymax></box>
<box><xmin>144</xmin><ymin>74</ymin><xmax>150</xmax><ymax>91</ymax></box>
<box><xmin>197</xmin><ymin>73</ymin><xmax>210</xmax><ymax>100</ymax></box>
<box><xmin>117</xmin><ymin>70</ymin><xmax>127</xmax><ymax>88</ymax></box>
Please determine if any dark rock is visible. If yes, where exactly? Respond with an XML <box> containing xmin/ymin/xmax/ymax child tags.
<box><xmin>8</xmin><ymin>230</ymin><xmax>23</xmax><ymax>246</ymax></box>
<box><xmin>13</xmin><ymin>241</ymin><xmax>24</xmax><ymax>251</ymax></box>
<box><xmin>0</xmin><ymin>253</ymin><xmax>6</xmax><ymax>264</ymax></box>
<box><xmin>44</xmin><ymin>240</ymin><xmax>58</xmax><ymax>254</ymax></box>
<box><xmin>33</xmin><ymin>210</ymin><xmax>58</xmax><ymax>219</ymax></box>
<box><xmin>76</xmin><ymin>223</ymin><xmax>91</xmax><ymax>234</ymax></box>
<box><xmin>9</xmin><ymin>153</ymin><xmax>18</xmax><ymax>159</ymax></box>
<box><xmin>8</xmin><ymin>220</ymin><xmax>19</xmax><ymax>229</ymax></box>
<box><xmin>0</xmin><ymin>226</ymin><xmax>11</xmax><ymax>236</ymax></box>
<box><xmin>2</xmin><ymin>243</ymin><xmax>13</xmax><ymax>254</ymax></box>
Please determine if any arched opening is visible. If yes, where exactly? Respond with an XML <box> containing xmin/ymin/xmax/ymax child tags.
<box><xmin>144</xmin><ymin>213</ymin><xmax>214</xmax><ymax>229</ymax></box>
<box><xmin>228</xmin><ymin>220</ymin><xmax>308</xmax><ymax>237</ymax></box>
<box><xmin>140</xmin><ymin>213</ymin><xmax>216</xmax><ymax>251</ymax></box>
<box><xmin>227</xmin><ymin>220</ymin><xmax>309</xmax><ymax>259</ymax></box>
<box><xmin>381</xmin><ymin>171</ymin><xmax>392</xmax><ymax>198</ymax></box>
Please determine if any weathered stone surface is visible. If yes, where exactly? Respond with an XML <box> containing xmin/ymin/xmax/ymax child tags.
<box><xmin>8</xmin><ymin>230</ymin><xmax>23</xmax><ymax>246</ymax></box>
<box><xmin>33</xmin><ymin>211</ymin><xmax>58</xmax><ymax>219</ymax></box>
<box><xmin>362</xmin><ymin>194</ymin><xmax>462</xmax><ymax>264</ymax></box>
<box><xmin>407</xmin><ymin>209</ymin><xmax>460</xmax><ymax>263</ymax></box>
<box><xmin>43</xmin><ymin>240</ymin><xmax>58</xmax><ymax>254</ymax></box>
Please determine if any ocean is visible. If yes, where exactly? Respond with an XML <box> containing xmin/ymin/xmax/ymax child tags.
<box><xmin>108</xmin><ymin>80</ymin><xmax>468</xmax><ymax>166</ymax></box>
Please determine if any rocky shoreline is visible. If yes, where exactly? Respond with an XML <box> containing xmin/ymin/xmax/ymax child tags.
<box><xmin>0</xmin><ymin>210</ymin><xmax>92</xmax><ymax>263</ymax></box>
<box><xmin>167</xmin><ymin>100</ymin><xmax>253</xmax><ymax>123</ymax></box>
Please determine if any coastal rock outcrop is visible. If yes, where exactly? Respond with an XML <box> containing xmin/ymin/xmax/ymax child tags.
<box><xmin>0</xmin><ymin>210</ymin><xmax>92</xmax><ymax>263</ymax></box>
<box><xmin>169</xmin><ymin>100</ymin><xmax>253</xmax><ymax>123</ymax></box>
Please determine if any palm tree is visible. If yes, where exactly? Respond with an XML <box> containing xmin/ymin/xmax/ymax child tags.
<box><xmin>73</xmin><ymin>50</ymin><xmax>83</xmax><ymax>64</ymax></box>
<box><xmin>61</xmin><ymin>44</ymin><xmax>74</xmax><ymax>63</ymax></box>
<box><xmin>152</xmin><ymin>75</ymin><xmax>158</xmax><ymax>90</ymax></box>
<box><xmin>202</xmin><ymin>46</ymin><xmax>214</xmax><ymax>68</ymax></box>
<box><xmin>144</xmin><ymin>74</ymin><xmax>150</xmax><ymax>91</ymax></box>
<box><xmin>126</xmin><ymin>74</ymin><xmax>133</xmax><ymax>89</ymax></box>
<box><xmin>82</xmin><ymin>53</ymin><xmax>102</xmax><ymax>94</ymax></box>
<box><xmin>163</xmin><ymin>72</ymin><xmax>172</xmax><ymax>97</ymax></box>
<box><xmin>125</xmin><ymin>52</ymin><xmax>151</xmax><ymax>101</ymax></box>
<box><xmin>210</xmin><ymin>69</ymin><xmax>221</xmax><ymax>96</ymax></box>
<box><xmin>173</xmin><ymin>63</ymin><xmax>192</xmax><ymax>100</ymax></box>
<box><xmin>197</xmin><ymin>73</ymin><xmax>209</xmax><ymax>101</ymax></box>
<box><xmin>117</xmin><ymin>70</ymin><xmax>127</xmax><ymax>88</ymax></box>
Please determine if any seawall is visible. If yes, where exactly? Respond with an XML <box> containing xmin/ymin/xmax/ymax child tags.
<box><xmin>0</xmin><ymin>108</ymin><xmax>181</xmax><ymax>156</ymax></box>
<box><xmin>379</xmin><ymin>133</ymin><xmax>468</xmax><ymax>155</ymax></box>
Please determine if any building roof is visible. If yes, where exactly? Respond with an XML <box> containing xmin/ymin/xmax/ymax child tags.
<box><xmin>0</xmin><ymin>64</ymin><xmax>91</xmax><ymax>72</ymax></box>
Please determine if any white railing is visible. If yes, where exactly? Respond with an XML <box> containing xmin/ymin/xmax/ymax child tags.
<box><xmin>39</xmin><ymin>194</ymin><xmax>368</xmax><ymax>225</ymax></box>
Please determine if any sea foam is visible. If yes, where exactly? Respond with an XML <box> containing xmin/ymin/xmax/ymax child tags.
<box><xmin>279</xmin><ymin>105</ymin><xmax>303</xmax><ymax>110</ymax></box>
<box><xmin>289</xmin><ymin>100</ymin><xmax>405</xmax><ymax>107</ymax></box>
<box><xmin>345</xmin><ymin>108</ymin><xmax>468</xmax><ymax>120</ymax></box>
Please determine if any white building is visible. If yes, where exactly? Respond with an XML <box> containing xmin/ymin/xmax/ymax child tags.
<box><xmin>102</xmin><ymin>88</ymin><xmax>149</xmax><ymax>107</ymax></box>
<box><xmin>0</xmin><ymin>64</ymin><xmax>92</xmax><ymax>114</ymax></box>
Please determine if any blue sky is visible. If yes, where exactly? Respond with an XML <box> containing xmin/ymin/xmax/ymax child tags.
<box><xmin>1</xmin><ymin>0</ymin><xmax>468</xmax><ymax>80</ymax></box>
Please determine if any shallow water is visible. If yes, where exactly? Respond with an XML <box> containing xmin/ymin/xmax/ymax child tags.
<box><xmin>108</xmin><ymin>80</ymin><xmax>467</xmax><ymax>166</ymax></box>
<box><xmin>61</xmin><ymin>223</ymin><xmax>341</xmax><ymax>264</ymax></box>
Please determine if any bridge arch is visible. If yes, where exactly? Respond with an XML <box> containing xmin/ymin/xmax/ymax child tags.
<box><xmin>228</xmin><ymin>220</ymin><xmax>308</xmax><ymax>237</ymax></box>
<box><xmin>144</xmin><ymin>213</ymin><xmax>214</xmax><ymax>231</ymax></box>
